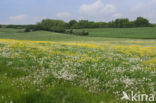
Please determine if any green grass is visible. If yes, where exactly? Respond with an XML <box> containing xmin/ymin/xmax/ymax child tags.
<box><xmin>78</xmin><ymin>27</ymin><xmax>156</xmax><ymax>39</ymax></box>
<box><xmin>0</xmin><ymin>28</ymin><xmax>113</xmax><ymax>42</ymax></box>
<box><xmin>0</xmin><ymin>28</ymin><xmax>156</xmax><ymax>103</ymax></box>
<box><xmin>1</xmin><ymin>28</ymin><xmax>156</xmax><ymax>42</ymax></box>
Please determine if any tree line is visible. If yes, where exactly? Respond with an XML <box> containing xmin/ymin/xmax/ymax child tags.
<box><xmin>0</xmin><ymin>17</ymin><xmax>154</xmax><ymax>36</ymax></box>
<box><xmin>67</xmin><ymin>17</ymin><xmax>153</xmax><ymax>29</ymax></box>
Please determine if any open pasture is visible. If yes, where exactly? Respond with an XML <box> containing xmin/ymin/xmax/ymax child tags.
<box><xmin>0</xmin><ymin>38</ymin><xmax>156</xmax><ymax>103</ymax></box>
<box><xmin>78</xmin><ymin>27</ymin><xmax>156</xmax><ymax>39</ymax></box>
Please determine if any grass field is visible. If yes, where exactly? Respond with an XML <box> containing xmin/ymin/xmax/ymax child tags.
<box><xmin>0</xmin><ymin>28</ymin><xmax>156</xmax><ymax>103</ymax></box>
<box><xmin>1</xmin><ymin>27</ymin><xmax>156</xmax><ymax>41</ymax></box>
<box><xmin>0</xmin><ymin>28</ymin><xmax>115</xmax><ymax>42</ymax></box>
<box><xmin>78</xmin><ymin>27</ymin><xmax>156</xmax><ymax>39</ymax></box>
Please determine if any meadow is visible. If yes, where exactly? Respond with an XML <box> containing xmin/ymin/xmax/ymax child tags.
<box><xmin>0</xmin><ymin>28</ymin><xmax>156</xmax><ymax>103</ymax></box>
<box><xmin>79</xmin><ymin>27</ymin><xmax>156</xmax><ymax>39</ymax></box>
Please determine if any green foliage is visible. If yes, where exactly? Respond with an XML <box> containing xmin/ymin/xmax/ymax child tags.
<box><xmin>1</xmin><ymin>17</ymin><xmax>154</xmax><ymax>36</ymax></box>
<box><xmin>94</xmin><ymin>22</ymin><xmax>107</xmax><ymax>28</ymax></box>
<box><xmin>24</xmin><ymin>25</ymin><xmax>39</xmax><ymax>32</ymax></box>
<box><xmin>1</xmin><ymin>27</ymin><xmax>156</xmax><ymax>41</ymax></box>
<box><xmin>80</xmin><ymin>30</ymin><xmax>89</xmax><ymax>36</ymax></box>
<box><xmin>114</xmin><ymin>18</ymin><xmax>133</xmax><ymax>28</ymax></box>
<box><xmin>67</xmin><ymin>17</ymin><xmax>153</xmax><ymax>29</ymax></box>
<box><xmin>65</xmin><ymin>29</ymin><xmax>89</xmax><ymax>36</ymax></box>
<box><xmin>68</xmin><ymin>20</ymin><xmax>108</xmax><ymax>29</ymax></box>
<box><xmin>37</xmin><ymin>19</ymin><xmax>66</xmax><ymax>32</ymax></box>
<box><xmin>135</xmin><ymin>17</ymin><xmax>151</xmax><ymax>27</ymax></box>
<box><xmin>68</xmin><ymin>20</ymin><xmax>78</xmax><ymax>29</ymax></box>
<box><xmin>24</xmin><ymin>28</ymin><xmax>31</xmax><ymax>32</ymax></box>
<box><xmin>78</xmin><ymin>20</ymin><xmax>90</xmax><ymax>28</ymax></box>
<box><xmin>5</xmin><ymin>25</ymin><xmax>27</xmax><ymax>29</ymax></box>
<box><xmin>107</xmin><ymin>19</ymin><xmax>136</xmax><ymax>28</ymax></box>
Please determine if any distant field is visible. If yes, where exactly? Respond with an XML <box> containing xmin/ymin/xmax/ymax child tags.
<box><xmin>0</xmin><ymin>28</ymin><xmax>137</xmax><ymax>42</ymax></box>
<box><xmin>1</xmin><ymin>28</ymin><xmax>156</xmax><ymax>42</ymax></box>
<box><xmin>78</xmin><ymin>27</ymin><xmax>156</xmax><ymax>39</ymax></box>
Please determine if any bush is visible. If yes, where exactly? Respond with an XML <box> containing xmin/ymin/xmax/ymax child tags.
<box><xmin>65</xmin><ymin>29</ymin><xmax>73</xmax><ymax>34</ymax></box>
<box><xmin>66</xmin><ymin>29</ymin><xmax>89</xmax><ymax>36</ymax></box>
<box><xmin>80</xmin><ymin>30</ymin><xmax>89</xmax><ymax>36</ymax></box>
<box><xmin>24</xmin><ymin>28</ymin><xmax>31</xmax><ymax>32</ymax></box>
<box><xmin>23</xmin><ymin>25</ymin><xmax>37</xmax><ymax>32</ymax></box>
<box><xmin>5</xmin><ymin>25</ymin><xmax>27</xmax><ymax>29</ymax></box>
<box><xmin>51</xmin><ymin>26</ymin><xmax>65</xmax><ymax>33</ymax></box>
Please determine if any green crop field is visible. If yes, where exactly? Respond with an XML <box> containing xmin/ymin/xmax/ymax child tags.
<box><xmin>0</xmin><ymin>28</ymin><xmax>116</xmax><ymax>42</ymax></box>
<box><xmin>77</xmin><ymin>27</ymin><xmax>156</xmax><ymax>39</ymax></box>
<box><xmin>0</xmin><ymin>28</ymin><xmax>156</xmax><ymax>103</ymax></box>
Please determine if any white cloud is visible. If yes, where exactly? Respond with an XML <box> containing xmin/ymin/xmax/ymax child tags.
<box><xmin>79</xmin><ymin>0</ymin><xmax>120</xmax><ymax>21</ymax></box>
<box><xmin>77</xmin><ymin>0</ymin><xmax>156</xmax><ymax>22</ymax></box>
<box><xmin>79</xmin><ymin>0</ymin><xmax>115</xmax><ymax>16</ymax></box>
<box><xmin>6</xmin><ymin>14</ymin><xmax>46</xmax><ymax>24</ymax></box>
<box><xmin>131</xmin><ymin>0</ymin><xmax>156</xmax><ymax>23</ymax></box>
<box><xmin>131</xmin><ymin>2</ymin><xmax>145</xmax><ymax>12</ymax></box>
<box><xmin>112</xmin><ymin>13</ymin><xmax>123</xmax><ymax>18</ymax></box>
<box><xmin>56</xmin><ymin>12</ymin><xmax>72</xmax><ymax>21</ymax></box>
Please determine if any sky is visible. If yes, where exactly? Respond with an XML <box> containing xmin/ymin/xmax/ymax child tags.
<box><xmin>0</xmin><ymin>0</ymin><xmax>156</xmax><ymax>24</ymax></box>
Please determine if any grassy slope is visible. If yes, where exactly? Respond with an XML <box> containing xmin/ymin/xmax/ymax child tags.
<box><xmin>1</xmin><ymin>28</ymin><xmax>156</xmax><ymax>42</ymax></box>
<box><xmin>0</xmin><ymin>28</ymin><xmax>120</xmax><ymax>103</ymax></box>
<box><xmin>78</xmin><ymin>27</ymin><xmax>156</xmax><ymax>39</ymax></box>
<box><xmin>0</xmin><ymin>28</ymin><xmax>119</xmax><ymax>42</ymax></box>
<box><xmin>153</xmin><ymin>24</ymin><xmax>156</xmax><ymax>26</ymax></box>
<box><xmin>0</xmin><ymin>28</ymin><xmax>156</xmax><ymax>103</ymax></box>
<box><xmin>0</xmin><ymin>39</ymin><xmax>155</xmax><ymax>103</ymax></box>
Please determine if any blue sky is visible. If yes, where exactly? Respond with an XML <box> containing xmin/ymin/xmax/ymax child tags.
<box><xmin>0</xmin><ymin>0</ymin><xmax>156</xmax><ymax>24</ymax></box>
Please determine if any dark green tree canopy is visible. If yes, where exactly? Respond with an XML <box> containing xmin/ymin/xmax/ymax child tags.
<box><xmin>37</xmin><ymin>19</ymin><xmax>66</xmax><ymax>32</ymax></box>
<box><xmin>69</xmin><ymin>20</ymin><xmax>78</xmax><ymax>28</ymax></box>
<box><xmin>135</xmin><ymin>17</ymin><xmax>150</xmax><ymax>27</ymax></box>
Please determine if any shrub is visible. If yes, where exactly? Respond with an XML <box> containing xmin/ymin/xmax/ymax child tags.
<box><xmin>80</xmin><ymin>30</ymin><xmax>89</xmax><ymax>36</ymax></box>
<box><xmin>24</xmin><ymin>28</ymin><xmax>31</xmax><ymax>32</ymax></box>
<box><xmin>5</xmin><ymin>25</ymin><xmax>26</xmax><ymax>29</ymax></box>
<box><xmin>65</xmin><ymin>29</ymin><xmax>89</xmax><ymax>36</ymax></box>
<box><xmin>65</xmin><ymin>29</ymin><xmax>73</xmax><ymax>34</ymax></box>
<box><xmin>51</xmin><ymin>26</ymin><xmax>65</xmax><ymax>33</ymax></box>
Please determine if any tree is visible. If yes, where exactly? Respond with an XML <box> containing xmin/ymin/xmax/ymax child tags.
<box><xmin>94</xmin><ymin>22</ymin><xmax>107</xmax><ymax>28</ymax></box>
<box><xmin>127</xmin><ymin>21</ymin><xmax>136</xmax><ymax>28</ymax></box>
<box><xmin>37</xmin><ymin>19</ymin><xmax>66</xmax><ymax>32</ymax></box>
<box><xmin>78</xmin><ymin>20</ymin><xmax>89</xmax><ymax>28</ymax></box>
<box><xmin>68</xmin><ymin>20</ymin><xmax>78</xmax><ymax>28</ymax></box>
<box><xmin>114</xmin><ymin>18</ymin><xmax>130</xmax><ymax>28</ymax></box>
<box><xmin>135</xmin><ymin>17</ymin><xmax>150</xmax><ymax>27</ymax></box>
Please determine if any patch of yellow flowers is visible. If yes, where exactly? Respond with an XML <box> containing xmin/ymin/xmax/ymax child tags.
<box><xmin>0</xmin><ymin>39</ymin><xmax>156</xmax><ymax>66</ymax></box>
<box><xmin>115</xmin><ymin>45</ymin><xmax>156</xmax><ymax>56</ymax></box>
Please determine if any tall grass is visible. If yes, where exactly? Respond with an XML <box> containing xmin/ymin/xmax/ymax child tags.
<box><xmin>0</xmin><ymin>39</ymin><xmax>155</xmax><ymax>102</ymax></box>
